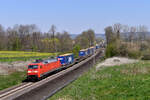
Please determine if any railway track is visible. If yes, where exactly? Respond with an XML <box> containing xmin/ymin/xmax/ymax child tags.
<box><xmin>0</xmin><ymin>49</ymin><xmax>104</xmax><ymax>100</ymax></box>
<box><xmin>0</xmin><ymin>82</ymin><xmax>33</xmax><ymax>100</ymax></box>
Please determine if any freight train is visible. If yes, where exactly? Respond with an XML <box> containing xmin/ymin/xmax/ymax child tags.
<box><xmin>27</xmin><ymin>44</ymin><xmax>101</xmax><ymax>81</ymax></box>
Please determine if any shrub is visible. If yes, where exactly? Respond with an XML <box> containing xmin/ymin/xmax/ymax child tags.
<box><xmin>72</xmin><ymin>44</ymin><xmax>81</xmax><ymax>58</ymax></box>
<box><xmin>105</xmin><ymin>42</ymin><xmax>142</xmax><ymax>59</ymax></box>
<box><xmin>105</xmin><ymin>43</ymin><xmax>117</xmax><ymax>58</ymax></box>
<box><xmin>141</xmin><ymin>54</ymin><xmax>150</xmax><ymax>60</ymax></box>
<box><xmin>117</xmin><ymin>43</ymin><xmax>128</xmax><ymax>56</ymax></box>
<box><xmin>140</xmin><ymin>42</ymin><xmax>149</xmax><ymax>51</ymax></box>
<box><xmin>141</xmin><ymin>50</ymin><xmax>150</xmax><ymax>60</ymax></box>
<box><xmin>127</xmin><ymin>50</ymin><xmax>141</xmax><ymax>59</ymax></box>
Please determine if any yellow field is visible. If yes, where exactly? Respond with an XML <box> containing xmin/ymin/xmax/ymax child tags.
<box><xmin>0</xmin><ymin>51</ymin><xmax>57</xmax><ymax>62</ymax></box>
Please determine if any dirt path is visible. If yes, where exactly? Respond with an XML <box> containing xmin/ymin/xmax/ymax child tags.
<box><xmin>96</xmin><ymin>57</ymin><xmax>138</xmax><ymax>70</ymax></box>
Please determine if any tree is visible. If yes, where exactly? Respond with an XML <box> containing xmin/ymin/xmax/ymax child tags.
<box><xmin>105</xmin><ymin>26</ymin><xmax>115</xmax><ymax>45</ymax></box>
<box><xmin>7</xmin><ymin>28</ymin><xmax>21</xmax><ymax>50</ymax></box>
<box><xmin>72</xmin><ymin>44</ymin><xmax>81</xmax><ymax>58</ymax></box>
<box><xmin>75</xmin><ymin>29</ymin><xmax>95</xmax><ymax>49</ymax></box>
<box><xmin>113</xmin><ymin>23</ymin><xmax>122</xmax><ymax>39</ymax></box>
<box><xmin>129</xmin><ymin>26</ymin><xmax>136</xmax><ymax>43</ymax></box>
<box><xmin>122</xmin><ymin>25</ymin><xmax>130</xmax><ymax>42</ymax></box>
<box><xmin>75</xmin><ymin>33</ymin><xmax>89</xmax><ymax>49</ymax></box>
<box><xmin>0</xmin><ymin>25</ymin><xmax>6</xmax><ymax>50</ymax></box>
<box><xmin>86</xmin><ymin>29</ymin><xmax>95</xmax><ymax>47</ymax></box>
<box><xmin>49</xmin><ymin>25</ymin><xmax>56</xmax><ymax>52</ymax></box>
<box><xmin>56</xmin><ymin>31</ymin><xmax>73</xmax><ymax>52</ymax></box>
<box><xmin>138</xmin><ymin>25</ymin><xmax>148</xmax><ymax>41</ymax></box>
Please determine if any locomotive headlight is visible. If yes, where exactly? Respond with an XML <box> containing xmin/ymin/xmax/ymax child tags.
<box><xmin>34</xmin><ymin>71</ymin><xmax>38</xmax><ymax>73</ymax></box>
<box><xmin>28</xmin><ymin>71</ymin><xmax>31</xmax><ymax>73</ymax></box>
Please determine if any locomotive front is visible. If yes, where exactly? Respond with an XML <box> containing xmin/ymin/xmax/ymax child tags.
<box><xmin>27</xmin><ymin>63</ymin><xmax>41</xmax><ymax>80</ymax></box>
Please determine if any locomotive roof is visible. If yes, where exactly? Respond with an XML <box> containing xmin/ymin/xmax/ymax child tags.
<box><xmin>42</xmin><ymin>58</ymin><xmax>57</xmax><ymax>64</ymax></box>
<box><xmin>32</xmin><ymin>58</ymin><xmax>57</xmax><ymax>64</ymax></box>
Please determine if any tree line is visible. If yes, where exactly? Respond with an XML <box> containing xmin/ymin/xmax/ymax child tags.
<box><xmin>105</xmin><ymin>23</ymin><xmax>150</xmax><ymax>59</ymax></box>
<box><xmin>0</xmin><ymin>24</ymin><xmax>97</xmax><ymax>53</ymax></box>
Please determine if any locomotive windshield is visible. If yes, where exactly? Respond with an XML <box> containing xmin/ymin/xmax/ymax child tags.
<box><xmin>28</xmin><ymin>65</ymin><xmax>38</xmax><ymax>69</ymax></box>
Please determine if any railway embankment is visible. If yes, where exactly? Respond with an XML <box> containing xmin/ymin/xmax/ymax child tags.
<box><xmin>0</xmin><ymin>61</ymin><xmax>31</xmax><ymax>75</ymax></box>
<box><xmin>0</xmin><ymin>61</ymin><xmax>29</xmax><ymax>91</ymax></box>
<box><xmin>50</xmin><ymin>58</ymin><xmax>150</xmax><ymax>100</ymax></box>
<box><xmin>0</xmin><ymin>71</ymin><xmax>26</xmax><ymax>91</ymax></box>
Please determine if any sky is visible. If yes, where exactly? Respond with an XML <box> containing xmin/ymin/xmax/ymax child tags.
<box><xmin>0</xmin><ymin>0</ymin><xmax>150</xmax><ymax>34</ymax></box>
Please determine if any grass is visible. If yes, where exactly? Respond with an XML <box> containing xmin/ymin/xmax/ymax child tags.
<box><xmin>50</xmin><ymin>60</ymin><xmax>150</xmax><ymax>100</ymax></box>
<box><xmin>0</xmin><ymin>71</ymin><xmax>26</xmax><ymax>90</ymax></box>
<box><xmin>0</xmin><ymin>51</ymin><xmax>57</xmax><ymax>90</ymax></box>
<box><xmin>0</xmin><ymin>51</ymin><xmax>57</xmax><ymax>62</ymax></box>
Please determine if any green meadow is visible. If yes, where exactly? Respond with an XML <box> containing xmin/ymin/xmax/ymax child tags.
<box><xmin>50</xmin><ymin>61</ymin><xmax>150</xmax><ymax>100</ymax></box>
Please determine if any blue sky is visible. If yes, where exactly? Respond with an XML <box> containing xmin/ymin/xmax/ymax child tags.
<box><xmin>0</xmin><ymin>0</ymin><xmax>149</xmax><ymax>34</ymax></box>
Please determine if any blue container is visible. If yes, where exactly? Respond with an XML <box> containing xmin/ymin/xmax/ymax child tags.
<box><xmin>89</xmin><ymin>47</ymin><xmax>95</xmax><ymax>55</ymax></box>
<box><xmin>58</xmin><ymin>53</ymin><xmax>74</xmax><ymax>65</ymax></box>
<box><xmin>79</xmin><ymin>49</ymin><xmax>88</xmax><ymax>57</ymax></box>
<box><xmin>91</xmin><ymin>47</ymin><xmax>95</xmax><ymax>54</ymax></box>
<box><xmin>87</xmin><ymin>48</ymin><xmax>91</xmax><ymax>55</ymax></box>
<box><xmin>96</xmin><ymin>45</ymin><xmax>99</xmax><ymax>49</ymax></box>
<box><xmin>67</xmin><ymin>54</ymin><xmax>74</xmax><ymax>64</ymax></box>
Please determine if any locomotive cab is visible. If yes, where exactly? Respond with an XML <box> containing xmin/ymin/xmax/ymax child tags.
<box><xmin>27</xmin><ymin>64</ymin><xmax>41</xmax><ymax>80</ymax></box>
<box><xmin>27</xmin><ymin>58</ymin><xmax>62</xmax><ymax>81</ymax></box>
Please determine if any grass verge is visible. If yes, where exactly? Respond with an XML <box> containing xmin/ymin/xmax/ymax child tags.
<box><xmin>0</xmin><ymin>71</ymin><xmax>26</xmax><ymax>91</ymax></box>
<box><xmin>50</xmin><ymin>61</ymin><xmax>150</xmax><ymax>100</ymax></box>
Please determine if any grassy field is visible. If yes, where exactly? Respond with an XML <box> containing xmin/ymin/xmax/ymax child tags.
<box><xmin>0</xmin><ymin>51</ymin><xmax>57</xmax><ymax>90</ymax></box>
<box><xmin>0</xmin><ymin>51</ymin><xmax>57</xmax><ymax>62</ymax></box>
<box><xmin>0</xmin><ymin>71</ymin><xmax>26</xmax><ymax>90</ymax></box>
<box><xmin>50</xmin><ymin>61</ymin><xmax>150</xmax><ymax>100</ymax></box>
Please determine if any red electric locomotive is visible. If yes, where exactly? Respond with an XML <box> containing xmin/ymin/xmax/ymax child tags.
<box><xmin>27</xmin><ymin>58</ymin><xmax>61</xmax><ymax>80</ymax></box>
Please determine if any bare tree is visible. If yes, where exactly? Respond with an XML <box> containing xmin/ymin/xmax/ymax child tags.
<box><xmin>137</xmin><ymin>25</ymin><xmax>148</xmax><ymax>41</ymax></box>
<box><xmin>129</xmin><ymin>26</ymin><xmax>136</xmax><ymax>43</ymax></box>
<box><xmin>122</xmin><ymin>25</ymin><xmax>130</xmax><ymax>42</ymax></box>
<box><xmin>138</xmin><ymin>25</ymin><xmax>148</xmax><ymax>32</ymax></box>
<box><xmin>49</xmin><ymin>25</ymin><xmax>56</xmax><ymax>52</ymax></box>
<box><xmin>122</xmin><ymin>25</ymin><xmax>129</xmax><ymax>33</ymax></box>
<box><xmin>113</xmin><ymin>23</ymin><xmax>122</xmax><ymax>39</ymax></box>
<box><xmin>0</xmin><ymin>25</ymin><xmax>6</xmax><ymax>50</ymax></box>
<box><xmin>56</xmin><ymin>31</ymin><xmax>73</xmax><ymax>52</ymax></box>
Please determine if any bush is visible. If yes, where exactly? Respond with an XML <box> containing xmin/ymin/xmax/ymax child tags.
<box><xmin>140</xmin><ymin>42</ymin><xmax>149</xmax><ymax>51</ymax></box>
<box><xmin>141</xmin><ymin>50</ymin><xmax>150</xmax><ymax>60</ymax></box>
<box><xmin>105</xmin><ymin>43</ymin><xmax>117</xmax><ymax>58</ymax></box>
<box><xmin>141</xmin><ymin>54</ymin><xmax>150</xmax><ymax>60</ymax></box>
<box><xmin>118</xmin><ymin>44</ymin><xmax>128</xmax><ymax>56</ymax></box>
<box><xmin>72</xmin><ymin>44</ymin><xmax>81</xmax><ymax>58</ymax></box>
<box><xmin>127</xmin><ymin>50</ymin><xmax>141</xmax><ymax>59</ymax></box>
<box><xmin>105</xmin><ymin>42</ymin><xmax>142</xmax><ymax>59</ymax></box>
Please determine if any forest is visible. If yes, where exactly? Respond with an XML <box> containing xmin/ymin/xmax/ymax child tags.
<box><xmin>0</xmin><ymin>24</ymin><xmax>99</xmax><ymax>54</ymax></box>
